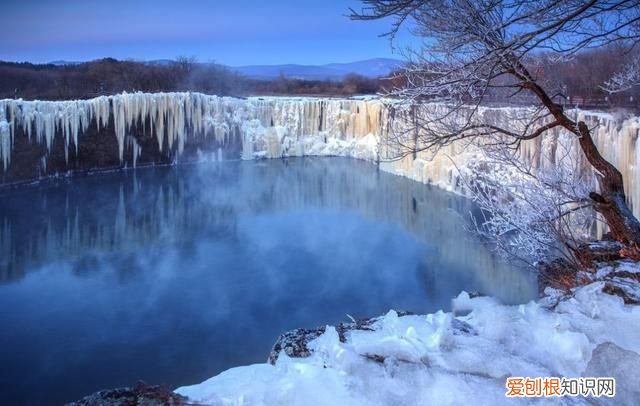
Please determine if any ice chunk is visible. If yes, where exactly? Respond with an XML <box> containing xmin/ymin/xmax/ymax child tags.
<box><xmin>584</xmin><ymin>342</ymin><xmax>640</xmax><ymax>405</ymax></box>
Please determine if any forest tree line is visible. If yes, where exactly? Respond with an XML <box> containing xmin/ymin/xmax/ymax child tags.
<box><xmin>0</xmin><ymin>58</ymin><xmax>380</xmax><ymax>100</ymax></box>
<box><xmin>1</xmin><ymin>47</ymin><xmax>639</xmax><ymax>107</ymax></box>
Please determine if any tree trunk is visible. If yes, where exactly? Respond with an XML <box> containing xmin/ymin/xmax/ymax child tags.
<box><xmin>517</xmin><ymin>63</ymin><xmax>640</xmax><ymax>247</ymax></box>
<box><xmin>575</xmin><ymin>121</ymin><xmax>640</xmax><ymax>245</ymax></box>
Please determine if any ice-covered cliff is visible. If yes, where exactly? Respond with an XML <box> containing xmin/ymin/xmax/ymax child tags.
<box><xmin>1</xmin><ymin>92</ymin><xmax>639</xmax><ymax>219</ymax></box>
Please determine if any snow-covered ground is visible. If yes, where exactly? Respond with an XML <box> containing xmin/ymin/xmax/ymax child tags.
<box><xmin>176</xmin><ymin>261</ymin><xmax>640</xmax><ymax>405</ymax></box>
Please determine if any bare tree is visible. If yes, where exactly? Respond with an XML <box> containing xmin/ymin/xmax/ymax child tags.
<box><xmin>602</xmin><ymin>54</ymin><xmax>640</xmax><ymax>92</ymax></box>
<box><xmin>351</xmin><ymin>0</ymin><xmax>640</xmax><ymax>252</ymax></box>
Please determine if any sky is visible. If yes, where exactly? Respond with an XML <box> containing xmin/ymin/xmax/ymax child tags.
<box><xmin>1</xmin><ymin>0</ymin><xmax>414</xmax><ymax>65</ymax></box>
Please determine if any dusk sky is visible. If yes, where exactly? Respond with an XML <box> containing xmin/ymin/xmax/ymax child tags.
<box><xmin>2</xmin><ymin>0</ymin><xmax>413</xmax><ymax>65</ymax></box>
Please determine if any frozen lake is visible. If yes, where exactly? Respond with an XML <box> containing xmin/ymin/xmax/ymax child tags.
<box><xmin>0</xmin><ymin>158</ymin><xmax>537</xmax><ymax>405</ymax></box>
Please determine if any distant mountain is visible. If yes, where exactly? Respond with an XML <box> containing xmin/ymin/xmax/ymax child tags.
<box><xmin>230</xmin><ymin>58</ymin><xmax>404</xmax><ymax>80</ymax></box>
<box><xmin>43</xmin><ymin>57</ymin><xmax>405</xmax><ymax>80</ymax></box>
<box><xmin>323</xmin><ymin>59</ymin><xmax>405</xmax><ymax>78</ymax></box>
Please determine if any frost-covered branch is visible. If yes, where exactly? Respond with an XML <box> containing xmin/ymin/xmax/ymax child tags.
<box><xmin>602</xmin><ymin>54</ymin><xmax>640</xmax><ymax>93</ymax></box>
<box><xmin>466</xmin><ymin>135</ymin><xmax>596</xmax><ymax>268</ymax></box>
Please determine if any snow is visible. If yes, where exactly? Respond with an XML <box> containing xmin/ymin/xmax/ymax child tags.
<box><xmin>176</xmin><ymin>267</ymin><xmax>640</xmax><ymax>405</ymax></box>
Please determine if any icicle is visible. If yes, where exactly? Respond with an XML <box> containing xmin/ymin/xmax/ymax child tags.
<box><xmin>0</xmin><ymin>120</ymin><xmax>10</xmax><ymax>171</ymax></box>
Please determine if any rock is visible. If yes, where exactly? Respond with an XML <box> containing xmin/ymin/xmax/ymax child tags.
<box><xmin>451</xmin><ymin>318</ymin><xmax>477</xmax><ymax>336</ymax></box>
<box><xmin>65</xmin><ymin>382</ymin><xmax>193</xmax><ymax>406</ymax></box>
<box><xmin>268</xmin><ymin>327</ymin><xmax>326</xmax><ymax>364</ymax></box>
<box><xmin>268</xmin><ymin>311</ymin><xmax>415</xmax><ymax>364</ymax></box>
<box><xmin>602</xmin><ymin>278</ymin><xmax>640</xmax><ymax>304</ymax></box>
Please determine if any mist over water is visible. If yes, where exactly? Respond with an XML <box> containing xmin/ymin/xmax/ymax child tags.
<box><xmin>0</xmin><ymin>158</ymin><xmax>537</xmax><ymax>405</ymax></box>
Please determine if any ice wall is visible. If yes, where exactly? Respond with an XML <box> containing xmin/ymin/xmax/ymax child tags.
<box><xmin>1</xmin><ymin>92</ymin><xmax>639</xmax><ymax>219</ymax></box>
<box><xmin>379</xmin><ymin>105</ymin><xmax>640</xmax><ymax>222</ymax></box>
<box><xmin>0</xmin><ymin>93</ymin><xmax>386</xmax><ymax>174</ymax></box>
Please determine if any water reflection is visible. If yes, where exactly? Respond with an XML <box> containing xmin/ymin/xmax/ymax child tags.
<box><xmin>0</xmin><ymin>158</ymin><xmax>537</xmax><ymax>405</ymax></box>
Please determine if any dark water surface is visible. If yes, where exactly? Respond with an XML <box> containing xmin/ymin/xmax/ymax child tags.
<box><xmin>0</xmin><ymin>158</ymin><xmax>537</xmax><ymax>405</ymax></box>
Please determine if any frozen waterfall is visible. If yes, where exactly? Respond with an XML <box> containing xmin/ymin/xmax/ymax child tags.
<box><xmin>1</xmin><ymin>92</ymin><xmax>639</xmax><ymax>220</ymax></box>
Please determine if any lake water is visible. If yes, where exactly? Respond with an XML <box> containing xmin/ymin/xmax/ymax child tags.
<box><xmin>0</xmin><ymin>157</ymin><xmax>537</xmax><ymax>405</ymax></box>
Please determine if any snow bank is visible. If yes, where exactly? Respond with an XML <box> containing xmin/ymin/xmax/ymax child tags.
<box><xmin>176</xmin><ymin>263</ymin><xmax>640</xmax><ymax>405</ymax></box>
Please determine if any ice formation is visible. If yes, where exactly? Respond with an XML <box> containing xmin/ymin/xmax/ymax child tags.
<box><xmin>176</xmin><ymin>264</ymin><xmax>640</xmax><ymax>405</ymax></box>
<box><xmin>1</xmin><ymin>93</ymin><xmax>639</xmax><ymax>220</ymax></box>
